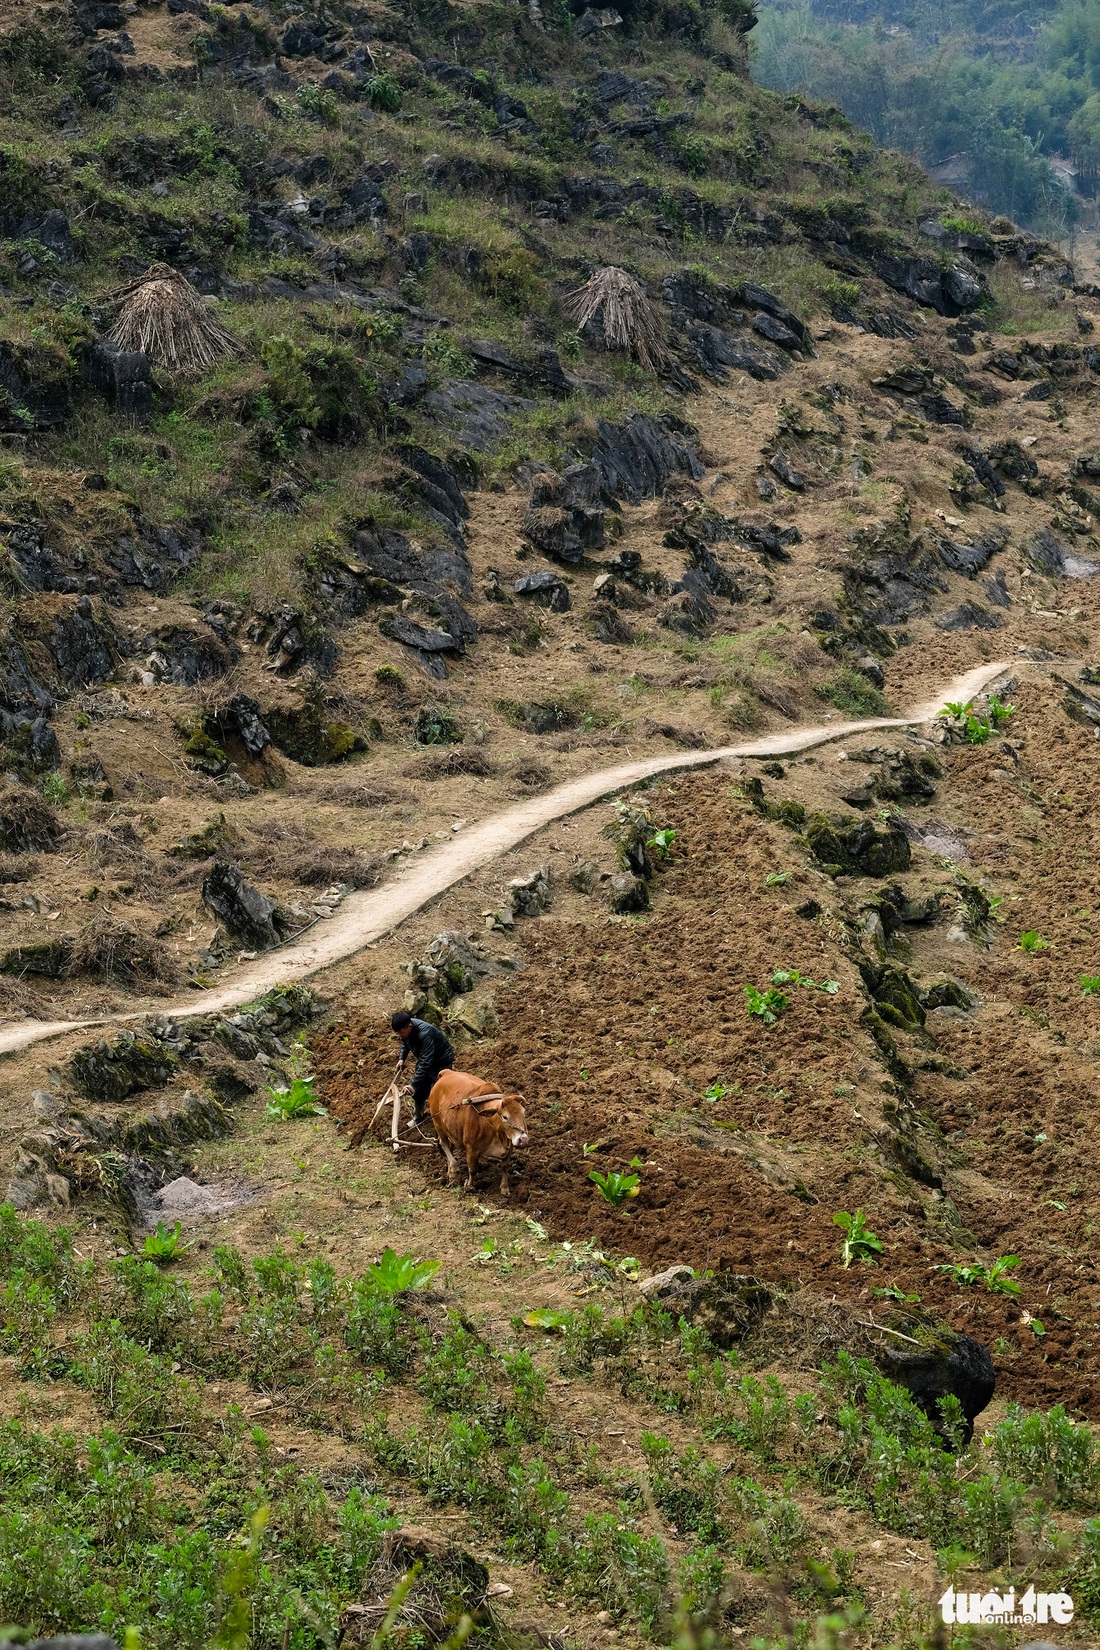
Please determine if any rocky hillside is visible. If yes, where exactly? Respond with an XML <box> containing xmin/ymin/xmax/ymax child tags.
<box><xmin>6</xmin><ymin>0</ymin><xmax>1100</xmax><ymax>1645</ymax></box>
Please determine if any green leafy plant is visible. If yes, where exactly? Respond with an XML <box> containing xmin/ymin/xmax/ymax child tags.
<box><xmin>143</xmin><ymin>1221</ymin><xmax>191</xmax><ymax>1262</ymax></box>
<box><xmin>366</xmin><ymin>1247</ymin><xmax>441</xmax><ymax>1293</ymax></box>
<box><xmin>942</xmin><ymin>699</ymin><xmax>975</xmax><ymax>718</ymax></box>
<box><xmin>1018</xmin><ymin>930</ymin><xmax>1050</xmax><ymax>954</ymax></box>
<box><xmin>363</xmin><ymin>70</ymin><xmax>403</xmax><ymax>111</ymax></box>
<box><xmin>296</xmin><ymin>82</ymin><xmax>340</xmax><ymax>124</ymax></box>
<box><xmin>772</xmin><ymin>969</ymin><xmax>840</xmax><ymax>994</ymax></box>
<box><xmin>646</xmin><ymin>827</ymin><xmax>677</xmax><ymax>859</ymax></box>
<box><xmin>764</xmin><ymin>870</ymin><xmax>791</xmax><ymax>886</ymax></box>
<box><xmin>41</xmin><ymin>770</ymin><xmax>69</xmax><ymax>805</ymax></box>
<box><xmin>589</xmin><ymin>1170</ymin><xmax>641</xmax><ymax>1206</ymax></box>
<box><xmin>987</xmin><ymin>696</ymin><xmax>1014</xmax><ymax>727</ymax></box>
<box><xmin>935</xmin><ymin>1254</ymin><xmax>1022</xmax><ymax>1296</ymax></box>
<box><xmin>523</xmin><ymin>1307</ymin><xmax>569</xmax><ymax>1332</ymax></box>
<box><xmin>744</xmin><ymin>984</ymin><xmax>788</xmax><ymax>1023</ymax></box>
<box><xmin>834</xmin><ymin>1209</ymin><xmax>884</xmax><ymax>1267</ymax></box>
<box><xmin>264</xmin><ymin>1077</ymin><xmax>326</xmax><ymax>1120</ymax></box>
<box><xmin>1081</xmin><ymin>975</ymin><xmax>1100</xmax><ymax>996</ymax></box>
<box><xmin>703</xmin><ymin>1081</ymin><xmax>732</xmax><ymax>1102</ymax></box>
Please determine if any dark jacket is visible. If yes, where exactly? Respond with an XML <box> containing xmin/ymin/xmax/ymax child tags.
<box><xmin>399</xmin><ymin>1017</ymin><xmax>455</xmax><ymax>1104</ymax></box>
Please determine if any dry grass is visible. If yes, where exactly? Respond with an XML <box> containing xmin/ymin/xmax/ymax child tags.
<box><xmin>240</xmin><ymin>821</ymin><xmax>381</xmax><ymax>889</ymax></box>
<box><xmin>312</xmin><ymin>781</ymin><xmax>413</xmax><ymax>808</ymax></box>
<box><xmin>104</xmin><ymin>263</ymin><xmax>242</xmax><ymax>375</ymax></box>
<box><xmin>565</xmin><ymin>267</ymin><xmax>669</xmax><ymax>373</ymax></box>
<box><xmin>403</xmin><ymin>749</ymin><xmax>497</xmax><ymax>780</ymax></box>
<box><xmin>69</xmin><ymin>916</ymin><xmax>176</xmax><ymax>987</ymax></box>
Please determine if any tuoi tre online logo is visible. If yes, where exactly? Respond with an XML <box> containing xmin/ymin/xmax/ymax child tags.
<box><xmin>939</xmin><ymin>1585</ymin><xmax>1074</xmax><ymax>1626</ymax></box>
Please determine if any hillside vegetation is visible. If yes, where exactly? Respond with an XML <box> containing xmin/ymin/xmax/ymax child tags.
<box><xmin>6</xmin><ymin>0</ymin><xmax>1100</xmax><ymax>1646</ymax></box>
<box><xmin>752</xmin><ymin>0</ymin><xmax>1100</xmax><ymax>235</ymax></box>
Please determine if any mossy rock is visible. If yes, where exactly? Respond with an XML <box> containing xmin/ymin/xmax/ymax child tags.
<box><xmin>1</xmin><ymin>939</ymin><xmax>72</xmax><ymax>978</ymax></box>
<box><xmin>864</xmin><ymin>1306</ymin><xmax>994</xmax><ymax>1448</ymax></box>
<box><xmin>921</xmin><ymin>976</ymin><xmax>977</xmax><ymax>1011</ymax></box>
<box><xmin>120</xmin><ymin>1088</ymin><xmax>232</xmax><ymax>1154</ymax></box>
<box><xmin>740</xmin><ymin>780</ymin><xmax>804</xmax><ymax>826</ymax></box>
<box><xmin>70</xmin><ymin>1030</ymin><xmax>180</xmax><ymax>1104</ymax></box>
<box><xmin>640</xmin><ymin>1268</ymin><xmax>772</xmax><ymax>1348</ymax></box>
<box><xmin>168</xmin><ymin>811</ymin><xmax>239</xmax><ymax>859</ymax></box>
<box><xmin>859</xmin><ymin>960</ymin><xmax>926</xmax><ymax>1030</ymax></box>
<box><xmin>266</xmin><ymin>702</ymin><xmax>368</xmax><ymax>766</ymax></box>
<box><xmin>860</xmin><ymin>1006</ymin><xmax>909</xmax><ymax>1083</ymax></box>
<box><xmin>182</xmin><ymin>726</ymin><xmax>228</xmax><ymax>777</ymax></box>
<box><xmin>807</xmin><ymin>812</ymin><xmax>911</xmax><ymax>877</ymax></box>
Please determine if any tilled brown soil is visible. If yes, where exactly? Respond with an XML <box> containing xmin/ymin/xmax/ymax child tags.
<box><xmin>315</xmin><ymin>700</ymin><xmax>1100</xmax><ymax>1417</ymax></box>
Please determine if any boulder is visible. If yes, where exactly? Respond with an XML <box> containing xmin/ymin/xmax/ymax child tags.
<box><xmin>522</xmin><ymin>505</ymin><xmax>582</xmax><ymax>565</ymax></box>
<box><xmin>47</xmin><ymin>597</ymin><xmax>115</xmax><ymax>691</ymax></box>
<box><xmin>590</xmin><ymin>412</ymin><xmax>703</xmax><ymax>504</ymax></box>
<box><xmin>514</xmin><ymin>572</ymin><xmax>570</xmax><ymax>611</ymax></box>
<box><xmin>806</xmin><ymin>813</ymin><xmax>911</xmax><ymax>878</ymax></box>
<box><xmin>201</xmin><ymin>860</ymin><xmax>293</xmax><ymax>951</ymax></box>
<box><xmin>639</xmin><ymin>1268</ymin><xmax>772</xmax><ymax>1348</ymax></box>
<box><xmin>70</xmin><ymin>1029</ymin><xmax>180</xmax><ymax>1103</ymax></box>
<box><xmin>865</xmin><ymin>1308</ymin><xmax>994</xmax><ymax>1447</ymax></box>
<box><xmin>78</xmin><ymin>338</ymin><xmax>153</xmax><ymax>423</ymax></box>
<box><xmin>508</xmin><ymin>866</ymin><xmax>551</xmax><ymax>917</ymax></box>
<box><xmin>609</xmin><ymin>871</ymin><xmax>649</xmax><ymax>913</ymax></box>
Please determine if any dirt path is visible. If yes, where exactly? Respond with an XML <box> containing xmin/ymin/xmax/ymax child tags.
<box><xmin>0</xmin><ymin>661</ymin><xmax>1007</xmax><ymax>1058</ymax></box>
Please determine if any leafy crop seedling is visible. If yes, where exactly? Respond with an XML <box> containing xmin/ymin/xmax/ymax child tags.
<box><xmin>744</xmin><ymin>984</ymin><xmax>788</xmax><ymax>1023</ymax></box>
<box><xmin>1018</xmin><ymin>931</ymin><xmax>1050</xmax><ymax>954</ymax></box>
<box><xmin>703</xmin><ymin>1081</ymin><xmax>733</xmax><ymax>1102</ymax></box>
<box><xmin>834</xmin><ymin>1209</ymin><xmax>884</xmax><ymax>1267</ymax></box>
<box><xmin>366</xmin><ymin>1247</ymin><xmax>441</xmax><ymax>1293</ymax></box>
<box><xmin>935</xmin><ymin>1254</ymin><xmax>1022</xmax><ymax>1296</ymax></box>
<box><xmin>265</xmin><ymin>1077</ymin><xmax>326</xmax><ymax>1119</ymax></box>
<box><xmin>589</xmin><ymin>1170</ymin><xmax>641</xmax><ymax>1206</ymax></box>
<box><xmin>772</xmin><ymin>969</ymin><xmax>839</xmax><ymax>994</ymax></box>
<box><xmin>764</xmin><ymin>871</ymin><xmax>791</xmax><ymax>886</ymax></box>
<box><xmin>143</xmin><ymin>1220</ymin><xmax>190</xmax><ymax>1262</ymax></box>
<box><xmin>1082</xmin><ymin>975</ymin><xmax>1100</xmax><ymax>996</ymax></box>
<box><xmin>647</xmin><ymin>827</ymin><xmax>677</xmax><ymax>859</ymax></box>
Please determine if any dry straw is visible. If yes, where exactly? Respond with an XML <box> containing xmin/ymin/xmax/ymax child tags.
<box><xmin>104</xmin><ymin>262</ymin><xmax>241</xmax><ymax>375</ymax></box>
<box><xmin>566</xmin><ymin>265</ymin><xmax>668</xmax><ymax>372</ymax></box>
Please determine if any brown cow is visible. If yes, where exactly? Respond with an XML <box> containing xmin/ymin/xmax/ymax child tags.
<box><xmin>428</xmin><ymin>1070</ymin><xmax>529</xmax><ymax>1194</ymax></box>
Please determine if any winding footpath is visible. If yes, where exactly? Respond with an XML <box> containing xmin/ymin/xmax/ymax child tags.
<box><xmin>0</xmin><ymin>661</ymin><xmax>1007</xmax><ymax>1058</ymax></box>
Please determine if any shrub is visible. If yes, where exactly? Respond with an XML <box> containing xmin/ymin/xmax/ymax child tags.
<box><xmin>363</xmin><ymin>71</ymin><xmax>402</xmax><ymax>111</ymax></box>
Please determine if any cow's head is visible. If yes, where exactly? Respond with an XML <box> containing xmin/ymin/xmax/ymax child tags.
<box><xmin>499</xmin><ymin>1093</ymin><xmax>529</xmax><ymax>1148</ymax></box>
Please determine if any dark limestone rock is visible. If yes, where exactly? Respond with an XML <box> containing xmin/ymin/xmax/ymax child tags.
<box><xmin>48</xmin><ymin>597</ymin><xmax>114</xmax><ymax>691</ymax></box>
<box><xmin>514</xmin><ymin>572</ymin><xmax>570</xmax><ymax>611</ymax></box>
<box><xmin>70</xmin><ymin>1030</ymin><xmax>180</xmax><ymax>1103</ymax></box>
<box><xmin>379</xmin><ymin>611</ymin><xmax>460</xmax><ymax>655</ymax></box>
<box><xmin>921</xmin><ymin>976</ymin><xmax>977</xmax><ymax>1011</ymax></box>
<box><xmin>935</xmin><ymin>527</ymin><xmax>1007</xmax><ymax>577</ymax></box>
<box><xmin>867</xmin><ymin>1308</ymin><xmax>994</xmax><ymax>1448</ymax></box>
<box><xmin>935</xmin><ymin>601</ymin><xmax>1004</xmax><ymax>632</ymax></box>
<box><xmin>421</xmin><ymin>381</ymin><xmax>536</xmax><ymax>452</ymax></box>
<box><xmin>523</xmin><ymin>505</ymin><xmax>582</xmax><ymax>565</ymax></box>
<box><xmin>1025</xmin><ymin>526</ymin><xmax>1100</xmax><ymax>579</ymax></box>
<box><xmin>752</xmin><ymin>311</ymin><xmax>802</xmax><ymax>350</ymax></box>
<box><xmin>608</xmin><ymin>871</ymin><xmax>650</xmax><ymax>913</ymax></box>
<box><xmin>78</xmin><ymin>338</ymin><xmax>153</xmax><ymax>423</ymax></box>
<box><xmin>590</xmin><ymin>413</ymin><xmax>703</xmax><ymax>503</ymax></box>
<box><xmin>640</xmin><ymin>1266</ymin><xmax>772</xmax><ymax>1348</ymax></box>
<box><xmin>768</xmin><ymin>450</ymin><xmax>805</xmax><ymax>490</ymax></box>
<box><xmin>807</xmin><ymin>813</ymin><xmax>911</xmax><ymax>878</ymax></box>
<box><xmin>141</xmin><ymin>625</ymin><xmax>236</xmax><ymax>685</ymax></box>
<box><xmin>0</xmin><ymin>714</ymin><xmax>61</xmax><ymax>778</ymax></box>
<box><xmin>1</xmin><ymin>940</ymin><xmax>72</xmax><ymax>979</ymax></box>
<box><xmin>201</xmin><ymin>860</ymin><xmax>293</xmax><ymax>951</ymax></box>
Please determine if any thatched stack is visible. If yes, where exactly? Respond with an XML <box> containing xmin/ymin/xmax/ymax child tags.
<box><xmin>566</xmin><ymin>265</ymin><xmax>668</xmax><ymax>372</ymax></box>
<box><xmin>104</xmin><ymin>262</ymin><xmax>241</xmax><ymax>375</ymax></box>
